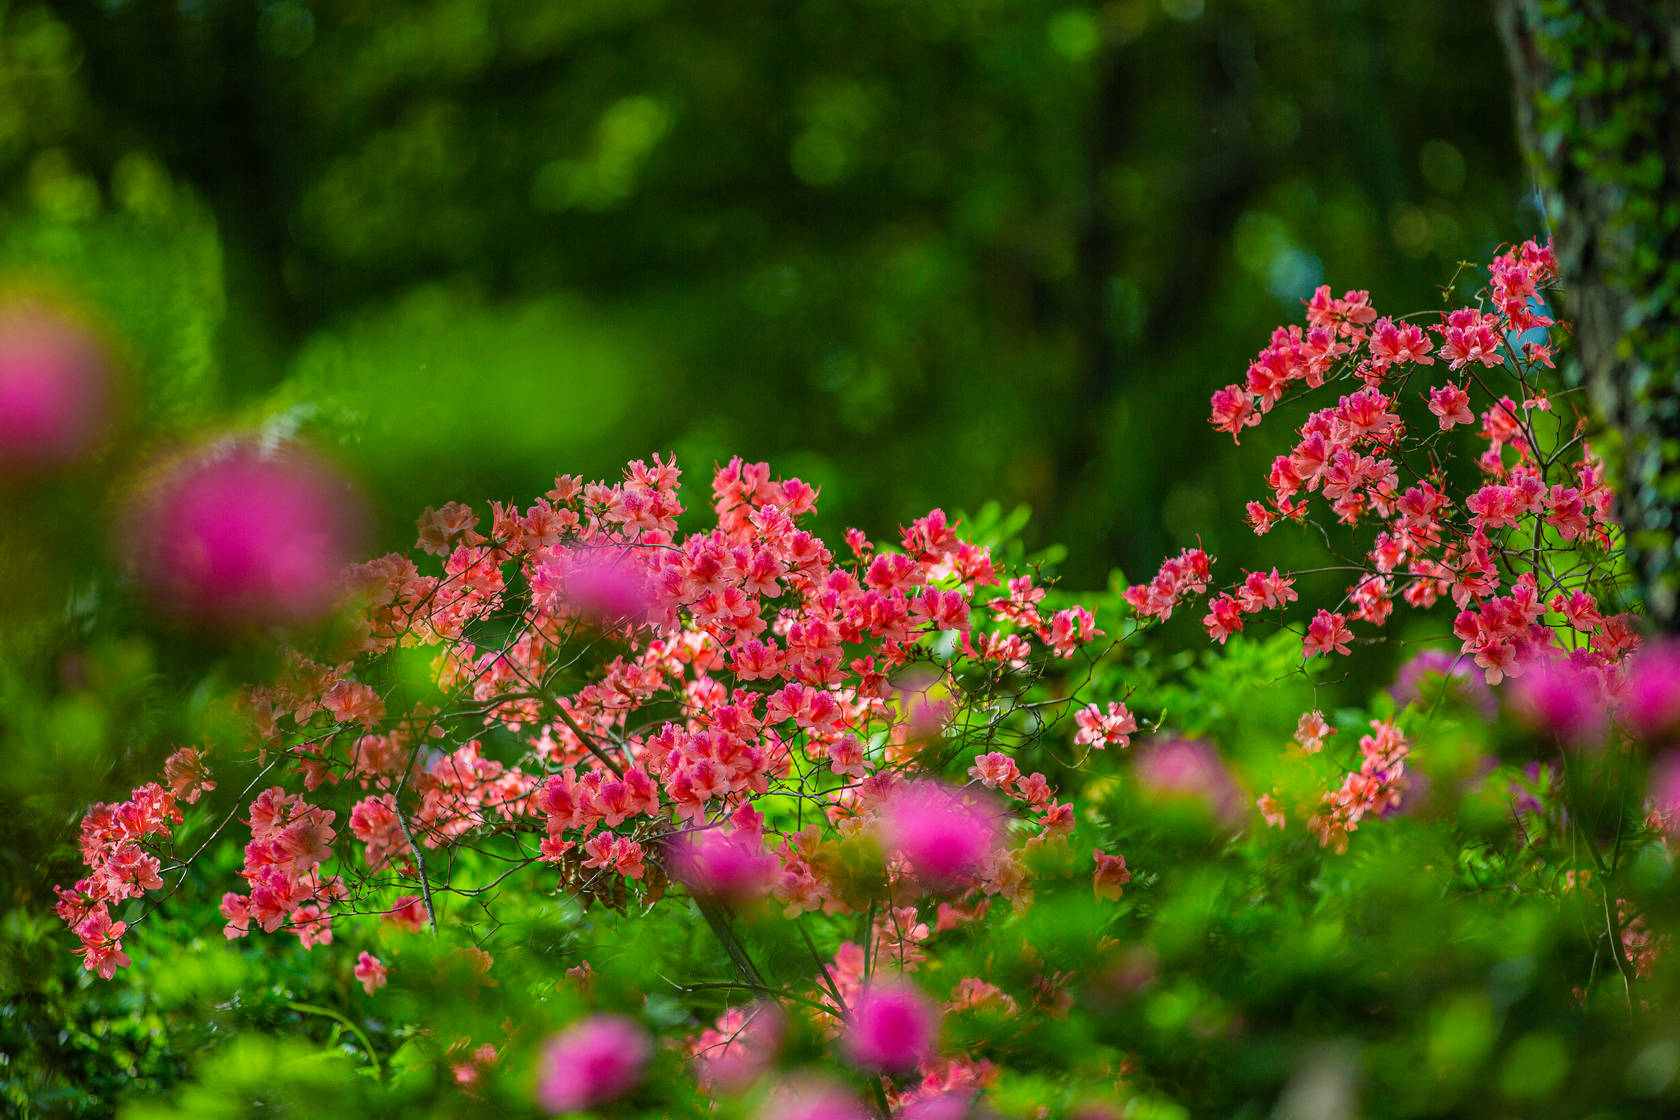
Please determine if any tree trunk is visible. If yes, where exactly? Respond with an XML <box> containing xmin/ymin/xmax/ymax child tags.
<box><xmin>1496</xmin><ymin>0</ymin><xmax>1680</xmax><ymax>629</ymax></box>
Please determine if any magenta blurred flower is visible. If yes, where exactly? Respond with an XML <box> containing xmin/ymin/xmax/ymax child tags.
<box><xmin>129</xmin><ymin>439</ymin><xmax>363</xmax><ymax>627</ymax></box>
<box><xmin>1389</xmin><ymin>648</ymin><xmax>1495</xmax><ymax>718</ymax></box>
<box><xmin>843</xmin><ymin>981</ymin><xmax>940</xmax><ymax>1073</ymax></box>
<box><xmin>543</xmin><ymin>545</ymin><xmax>658</xmax><ymax>628</ymax></box>
<box><xmin>1625</xmin><ymin>642</ymin><xmax>1680</xmax><ymax>743</ymax></box>
<box><xmin>0</xmin><ymin>305</ymin><xmax>113</xmax><ymax>476</ymax></box>
<box><xmin>535</xmin><ymin>1014</ymin><xmax>650</xmax><ymax>1113</ymax></box>
<box><xmin>757</xmin><ymin>1077</ymin><xmax>871</xmax><ymax>1120</ymax></box>
<box><xmin>1509</xmin><ymin>657</ymin><xmax>1607</xmax><ymax>744</ymax></box>
<box><xmin>1133</xmin><ymin>738</ymin><xmax>1244</xmax><ymax>825</ymax></box>
<box><xmin>669</xmin><ymin>829</ymin><xmax>777</xmax><ymax>906</ymax></box>
<box><xmin>899</xmin><ymin>1093</ymin><xmax>982</xmax><ymax>1120</ymax></box>
<box><xmin>873</xmin><ymin>781</ymin><xmax>1003</xmax><ymax>888</ymax></box>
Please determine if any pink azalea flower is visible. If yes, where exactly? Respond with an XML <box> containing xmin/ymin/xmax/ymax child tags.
<box><xmin>1134</xmin><ymin>738</ymin><xmax>1244</xmax><ymax>825</ymax></box>
<box><xmin>354</xmin><ymin>951</ymin><xmax>388</xmax><ymax>994</ymax></box>
<box><xmin>128</xmin><ymin>439</ymin><xmax>364</xmax><ymax>627</ymax></box>
<box><xmin>1509</xmin><ymin>658</ymin><xmax>1607</xmax><ymax>744</ymax></box>
<box><xmin>843</xmin><ymin>981</ymin><xmax>940</xmax><ymax>1073</ymax></box>
<box><xmin>1625</xmin><ymin>642</ymin><xmax>1680</xmax><ymax>742</ymax></box>
<box><xmin>0</xmin><ymin>304</ymin><xmax>113</xmax><ymax>476</ymax></box>
<box><xmin>535</xmin><ymin>1014</ymin><xmax>651</xmax><ymax>1113</ymax></box>
<box><xmin>873</xmin><ymin>781</ymin><xmax>1004</xmax><ymax>888</ymax></box>
<box><xmin>669</xmin><ymin>829</ymin><xmax>777</xmax><ymax>906</ymax></box>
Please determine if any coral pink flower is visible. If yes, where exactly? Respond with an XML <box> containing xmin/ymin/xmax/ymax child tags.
<box><xmin>1293</xmin><ymin>710</ymin><xmax>1336</xmax><ymax>753</ymax></box>
<box><xmin>1426</xmin><ymin>383</ymin><xmax>1473</xmax><ymax>429</ymax></box>
<box><xmin>1302</xmin><ymin>610</ymin><xmax>1353</xmax><ymax>658</ymax></box>
<box><xmin>535</xmin><ymin>1014</ymin><xmax>651</xmax><ymax>1113</ymax></box>
<box><xmin>354</xmin><ymin>951</ymin><xmax>388</xmax><ymax>994</ymax></box>
<box><xmin>873</xmin><ymin>781</ymin><xmax>1004</xmax><ymax>888</ymax></box>
<box><xmin>0</xmin><ymin>304</ymin><xmax>113</xmax><ymax>476</ymax></box>
<box><xmin>1074</xmin><ymin>701</ymin><xmax>1138</xmax><ymax>749</ymax></box>
<box><xmin>843</xmin><ymin>981</ymin><xmax>940</xmax><ymax>1073</ymax></box>
<box><xmin>128</xmin><ymin>439</ymin><xmax>364</xmax><ymax>627</ymax></box>
<box><xmin>1092</xmin><ymin>849</ymin><xmax>1131</xmax><ymax>900</ymax></box>
<box><xmin>384</xmin><ymin>895</ymin><xmax>429</xmax><ymax>933</ymax></box>
<box><xmin>669</xmin><ymin>829</ymin><xmax>777</xmax><ymax>906</ymax></box>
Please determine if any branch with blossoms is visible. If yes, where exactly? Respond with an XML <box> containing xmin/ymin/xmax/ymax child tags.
<box><xmin>1116</xmin><ymin>240</ymin><xmax>1652</xmax><ymax>854</ymax></box>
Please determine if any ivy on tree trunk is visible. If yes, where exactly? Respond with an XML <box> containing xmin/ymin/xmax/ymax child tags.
<box><xmin>1496</xmin><ymin>0</ymin><xmax>1680</xmax><ymax>629</ymax></box>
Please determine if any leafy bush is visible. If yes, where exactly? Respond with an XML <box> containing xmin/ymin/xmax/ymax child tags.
<box><xmin>11</xmin><ymin>240</ymin><xmax>1680</xmax><ymax>1120</ymax></box>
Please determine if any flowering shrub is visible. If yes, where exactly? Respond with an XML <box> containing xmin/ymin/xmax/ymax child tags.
<box><xmin>41</xmin><ymin>241</ymin><xmax>1680</xmax><ymax>1118</ymax></box>
<box><xmin>56</xmin><ymin>448</ymin><xmax>1133</xmax><ymax>1111</ymax></box>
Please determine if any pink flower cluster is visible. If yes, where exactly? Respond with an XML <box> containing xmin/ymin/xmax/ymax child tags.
<box><xmin>62</xmin><ymin>453</ymin><xmax>1127</xmax><ymax>999</ymax></box>
<box><xmin>1135</xmin><ymin>241</ymin><xmax>1636</xmax><ymax>695</ymax></box>
<box><xmin>217</xmin><ymin>786</ymin><xmax>347</xmax><ymax>949</ymax></box>
<box><xmin>54</xmin><ymin>782</ymin><xmax>181</xmax><ymax>978</ymax></box>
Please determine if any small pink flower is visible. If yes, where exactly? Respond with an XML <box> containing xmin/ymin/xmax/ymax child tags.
<box><xmin>0</xmin><ymin>304</ymin><xmax>113</xmax><ymax>476</ymax></box>
<box><xmin>354</xmin><ymin>951</ymin><xmax>388</xmax><ymax>994</ymax></box>
<box><xmin>843</xmin><ymin>981</ymin><xmax>940</xmax><ymax>1073</ymax></box>
<box><xmin>1092</xmin><ymin>849</ymin><xmax>1131</xmax><ymax>900</ymax></box>
<box><xmin>128</xmin><ymin>439</ymin><xmax>364</xmax><ymax>627</ymax></box>
<box><xmin>535</xmin><ymin>1014</ymin><xmax>650</xmax><ymax>1113</ymax></box>
<box><xmin>669</xmin><ymin>829</ymin><xmax>777</xmax><ymax>906</ymax></box>
<box><xmin>873</xmin><ymin>781</ymin><xmax>1003</xmax><ymax>888</ymax></box>
<box><xmin>1074</xmin><ymin>701</ymin><xmax>1138</xmax><ymax>749</ymax></box>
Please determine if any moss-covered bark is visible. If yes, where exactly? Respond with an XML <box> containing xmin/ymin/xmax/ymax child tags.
<box><xmin>1497</xmin><ymin>0</ymin><xmax>1680</xmax><ymax>629</ymax></box>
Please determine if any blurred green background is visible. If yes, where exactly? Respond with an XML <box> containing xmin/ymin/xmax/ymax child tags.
<box><xmin>2</xmin><ymin>0</ymin><xmax>1531</xmax><ymax>583</ymax></box>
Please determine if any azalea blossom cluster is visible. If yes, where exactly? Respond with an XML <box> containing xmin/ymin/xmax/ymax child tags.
<box><xmin>56</xmin><ymin>452</ymin><xmax>1141</xmax><ymax>1109</ymax></box>
<box><xmin>1127</xmin><ymin>240</ymin><xmax>1644</xmax><ymax>848</ymax></box>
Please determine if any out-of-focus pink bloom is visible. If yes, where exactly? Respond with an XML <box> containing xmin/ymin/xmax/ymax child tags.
<box><xmin>1625</xmin><ymin>642</ymin><xmax>1680</xmax><ymax>743</ymax></box>
<box><xmin>1509</xmin><ymin>658</ymin><xmax>1607</xmax><ymax>744</ymax></box>
<box><xmin>0</xmin><ymin>305</ymin><xmax>114</xmax><ymax>476</ymax></box>
<box><xmin>691</xmin><ymin>1002</ymin><xmax>784</xmax><ymax>1092</ymax></box>
<box><xmin>899</xmin><ymin>1093</ymin><xmax>979</xmax><ymax>1120</ymax></box>
<box><xmin>669</xmin><ymin>829</ymin><xmax>777</xmax><ymax>906</ymax></box>
<box><xmin>894</xmin><ymin>666</ymin><xmax>953</xmax><ymax>741</ymax></box>
<box><xmin>129</xmin><ymin>439</ymin><xmax>364</xmax><ymax>627</ymax></box>
<box><xmin>1133</xmin><ymin>738</ymin><xmax>1244</xmax><ymax>825</ymax></box>
<box><xmin>873</xmin><ymin>781</ymin><xmax>1004</xmax><ymax>888</ymax></box>
<box><xmin>546</xmin><ymin>545</ymin><xmax>657</xmax><ymax>628</ymax></box>
<box><xmin>757</xmin><ymin>1077</ymin><xmax>870</xmax><ymax>1120</ymax></box>
<box><xmin>1389</xmin><ymin>648</ymin><xmax>1496</xmax><ymax>719</ymax></box>
<box><xmin>843</xmin><ymin>981</ymin><xmax>940</xmax><ymax>1073</ymax></box>
<box><xmin>535</xmin><ymin>1014</ymin><xmax>650</xmax><ymax>1113</ymax></box>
